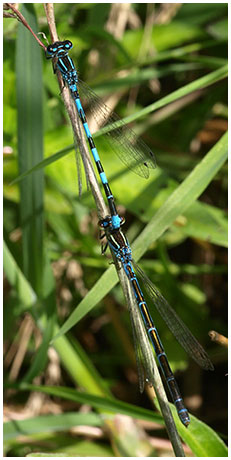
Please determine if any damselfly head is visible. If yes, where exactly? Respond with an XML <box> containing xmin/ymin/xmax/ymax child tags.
<box><xmin>99</xmin><ymin>215</ymin><xmax>125</xmax><ymax>231</ymax></box>
<box><xmin>46</xmin><ymin>40</ymin><xmax>73</xmax><ymax>58</ymax></box>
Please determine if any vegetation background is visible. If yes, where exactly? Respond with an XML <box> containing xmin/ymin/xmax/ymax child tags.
<box><xmin>3</xmin><ymin>3</ymin><xmax>228</xmax><ymax>457</ymax></box>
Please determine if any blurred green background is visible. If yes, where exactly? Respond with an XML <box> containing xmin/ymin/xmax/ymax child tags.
<box><xmin>3</xmin><ymin>3</ymin><xmax>227</xmax><ymax>457</ymax></box>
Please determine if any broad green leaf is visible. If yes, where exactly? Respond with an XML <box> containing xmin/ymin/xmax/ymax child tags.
<box><xmin>174</xmin><ymin>411</ymin><xmax>228</xmax><ymax>457</ymax></box>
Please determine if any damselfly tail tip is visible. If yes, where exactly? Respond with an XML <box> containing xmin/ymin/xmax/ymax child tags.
<box><xmin>179</xmin><ymin>411</ymin><xmax>190</xmax><ymax>427</ymax></box>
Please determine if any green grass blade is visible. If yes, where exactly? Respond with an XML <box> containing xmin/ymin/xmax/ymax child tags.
<box><xmin>11</xmin><ymin>146</ymin><xmax>73</xmax><ymax>185</ymax></box>
<box><xmin>52</xmin><ymin>325</ymin><xmax>108</xmax><ymax>397</ymax></box>
<box><xmin>8</xmin><ymin>382</ymin><xmax>227</xmax><ymax>457</ymax></box>
<box><xmin>12</xmin><ymin>65</ymin><xmax>227</xmax><ymax>190</ymax></box>
<box><xmin>16</xmin><ymin>4</ymin><xmax>44</xmax><ymax>294</ymax></box>
<box><xmin>4</xmin><ymin>412</ymin><xmax>102</xmax><ymax>440</ymax></box>
<box><xmin>3</xmin><ymin>240</ymin><xmax>108</xmax><ymax>394</ymax></box>
<box><xmin>12</xmin><ymin>383</ymin><xmax>163</xmax><ymax>424</ymax></box>
<box><xmin>133</xmin><ymin>131</ymin><xmax>227</xmax><ymax>260</ymax></box>
<box><xmin>23</xmin><ymin>259</ymin><xmax>57</xmax><ymax>382</ymax></box>
<box><xmin>4</xmin><ymin>242</ymin><xmax>56</xmax><ymax>381</ymax></box>
<box><xmin>3</xmin><ymin>240</ymin><xmax>37</xmax><ymax>307</ymax></box>
<box><xmin>96</xmin><ymin>64</ymin><xmax>228</xmax><ymax>137</ymax></box>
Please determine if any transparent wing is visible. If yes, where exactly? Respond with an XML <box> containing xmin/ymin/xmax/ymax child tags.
<box><xmin>128</xmin><ymin>297</ymin><xmax>157</xmax><ymax>392</ymax></box>
<box><xmin>78</xmin><ymin>78</ymin><xmax>156</xmax><ymax>178</ymax></box>
<box><xmin>128</xmin><ymin>301</ymin><xmax>146</xmax><ymax>393</ymax></box>
<box><xmin>133</xmin><ymin>261</ymin><xmax>214</xmax><ymax>371</ymax></box>
<box><xmin>72</xmin><ymin>112</ymin><xmax>91</xmax><ymax>195</ymax></box>
<box><xmin>73</xmin><ymin>132</ymin><xmax>83</xmax><ymax>196</ymax></box>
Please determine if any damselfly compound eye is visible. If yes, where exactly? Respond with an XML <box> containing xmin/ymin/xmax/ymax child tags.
<box><xmin>64</xmin><ymin>40</ymin><xmax>73</xmax><ymax>49</ymax></box>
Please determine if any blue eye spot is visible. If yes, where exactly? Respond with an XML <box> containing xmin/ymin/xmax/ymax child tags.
<box><xmin>64</xmin><ymin>40</ymin><xmax>73</xmax><ymax>49</ymax></box>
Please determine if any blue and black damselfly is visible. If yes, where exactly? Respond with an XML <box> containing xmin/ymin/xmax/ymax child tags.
<box><xmin>46</xmin><ymin>40</ymin><xmax>214</xmax><ymax>427</ymax></box>
<box><xmin>100</xmin><ymin>216</ymin><xmax>214</xmax><ymax>427</ymax></box>
<box><xmin>46</xmin><ymin>40</ymin><xmax>156</xmax><ymax>231</ymax></box>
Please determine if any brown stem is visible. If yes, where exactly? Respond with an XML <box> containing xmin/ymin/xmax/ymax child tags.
<box><xmin>5</xmin><ymin>3</ymin><xmax>47</xmax><ymax>50</ymax></box>
<box><xmin>43</xmin><ymin>3</ymin><xmax>107</xmax><ymax>221</ymax></box>
<box><xmin>43</xmin><ymin>3</ymin><xmax>58</xmax><ymax>43</ymax></box>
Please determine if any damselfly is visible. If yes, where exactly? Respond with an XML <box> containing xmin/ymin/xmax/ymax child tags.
<box><xmin>100</xmin><ymin>216</ymin><xmax>214</xmax><ymax>427</ymax></box>
<box><xmin>46</xmin><ymin>40</ymin><xmax>156</xmax><ymax>230</ymax></box>
<box><xmin>46</xmin><ymin>40</ymin><xmax>214</xmax><ymax>427</ymax></box>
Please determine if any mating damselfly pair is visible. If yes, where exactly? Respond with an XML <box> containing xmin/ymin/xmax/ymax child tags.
<box><xmin>46</xmin><ymin>40</ymin><xmax>214</xmax><ymax>427</ymax></box>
